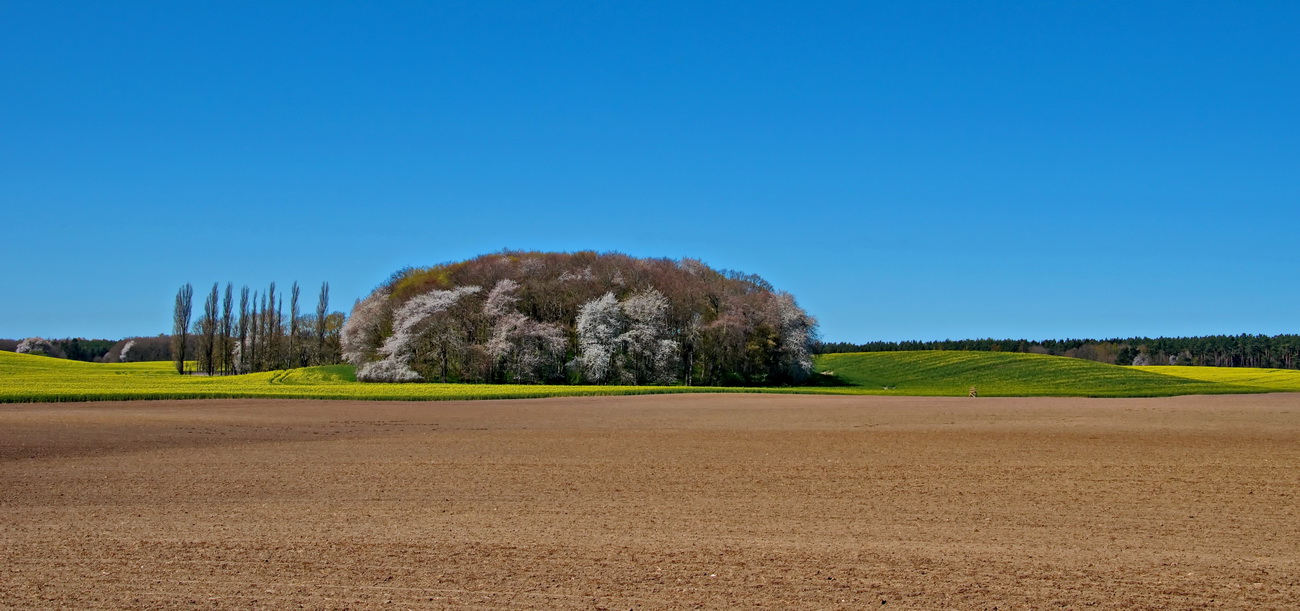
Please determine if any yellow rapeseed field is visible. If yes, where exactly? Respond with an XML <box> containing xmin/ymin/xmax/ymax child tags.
<box><xmin>1130</xmin><ymin>365</ymin><xmax>1300</xmax><ymax>391</ymax></box>
<box><xmin>6</xmin><ymin>350</ymin><xmax>1300</xmax><ymax>403</ymax></box>
<box><xmin>0</xmin><ymin>351</ymin><xmax>744</xmax><ymax>402</ymax></box>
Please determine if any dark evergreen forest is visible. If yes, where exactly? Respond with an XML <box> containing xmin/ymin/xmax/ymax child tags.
<box><xmin>817</xmin><ymin>334</ymin><xmax>1300</xmax><ymax>369</ymax></box>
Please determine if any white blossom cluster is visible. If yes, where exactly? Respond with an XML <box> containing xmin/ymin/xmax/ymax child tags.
<box><xmin>119</xmin><ymin>340</ymin><xmax>135</xmax><ymax>363</ymax></box>
<box><xmin>356</xmin><ymin>357</ymin><xmax>423</xmax><ymax>383</ymax></box>
<box><xmin>340</xmin><ymin>287</ymin><xmax>392</xmax><ymax>367</ymax></box>
<box><xmin>482</xmin><ymin>278</ymin><xmax>521</xmax><ymax>318</ymax></box>
<box><xmin>357</xmin><ymin>285</ymin><xmax>481</xmax><ymax>383</ymax></box>
<box><xmin>773</xmin><ymin>291</ymin><xmax>816</xmax><ymax>378</ymax></box>
<box><xmin>575</xmin><ymin>292</ymin><xmax>622</xmax><ymax>382</ymax></box>
<box><xmin>230</xmin><ymin>340</ymin><xmax>242</xmax><ymax>371</ymax></box>
<box><xmin>558</xmin><ymin>266</ymin><xmax>595</xmax><ymax>282</ymax></box>
<box><xmin>484</xmin><ymin>280</ymin><xmax>566</xmax><ymax>383</ymax></box>
<box><xmin>575</xmin><ymin>289</ymin><xmax>680</xmax><ymax>384</ymax></box>
<box><xmin>381</xmin><ymin>285</ymin><xmax>483</xmax><ymax>357</ymax></box>
<box><xmin>16</xmin><ymin>337</ymin><xmax>56</xmax><ymax>356</ymax></box>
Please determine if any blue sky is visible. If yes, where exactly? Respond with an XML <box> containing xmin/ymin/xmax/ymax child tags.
<box><xmin>2</xmin><ymin>1</ymin><xmax>1297</xmax><ymax>343</ymax></box>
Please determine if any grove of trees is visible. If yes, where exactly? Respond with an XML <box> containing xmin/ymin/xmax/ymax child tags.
<box><xmin>102</xmin><ymin>336</ymin><xmax>175</xmax><ymax>363</ymax></box>
<box><xmin>818</xmin><ymin>334</ymin><xmax>1300</xmax><ymax>369</ymax></box>
<box><xmin>171</xmin><ymin>281</ymin><xmax>344</xmax><ymax>375</ymax></box>
<box><xmin>341</xmin><ymin>251</ymin><xmax>818</xmax><ymax>385</ymax></box>
<box><xmin>7</xmin><ymin>337</ymin><xmax>117</xmax><ymax>361</ymax></box>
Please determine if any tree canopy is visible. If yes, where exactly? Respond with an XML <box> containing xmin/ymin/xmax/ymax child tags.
<box><xmin>341</xmin><ymin>251</ymin><xmax>818</xmax><ymax>385</ymax></box>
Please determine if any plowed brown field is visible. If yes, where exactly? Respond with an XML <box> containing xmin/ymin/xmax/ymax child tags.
<box><xmin>2</xmin><ymin>394</ymin><xmax>1297</xmax><ymax>609</ymax></box>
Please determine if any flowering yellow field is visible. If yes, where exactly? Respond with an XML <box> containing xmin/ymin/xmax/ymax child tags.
<box><xmin>6</xmin><ymin>350</ymin><xmax>1300</xmax><ymax>403</ymax></box>
<box><xmin>0</xmin><ymin>351</ymin><xmax>747</xmax><ymax>403</ymax></box>
<box><xmin>1130</xmin><ymin>365</ymin><xmax>1300</xmax><ymax>390</ymax></box>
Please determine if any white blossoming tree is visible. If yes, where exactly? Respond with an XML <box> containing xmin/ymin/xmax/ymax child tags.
<box><xmin>574</xmin><ymin>292</ymin><xmax>623</xmax><ymax>382</ymax></box>
<box><xmin>119</xmin><ymin>340</ymin><xmax>136</xmax><ymax>363</ymax></box>
<box><xmin>341</xmin><ymin>287</ymin><xmax>393</xmax><ymax>367</ymax></box>
<box><xmin>617</xmin><ymin>288</ymin><xmax>679</xmax><ymax>384</ymax></box>
<box><xmin>573</xmin><ymin>289</ymin><xmax>680</xmax><ymax>384</ymax></box>
<box><xmin>356</xmin><ymin>285</ymin><xmax>481</xmax><ymax>382</ymax></box>
<box><xmin>16</xmin><ymin>337</ymin><xmax>59</xmax><ymax>358</ymax></box>
<box><xmin>772</xmin><ymin>291</ymin><xmax>816</xmax><ymax>381</ymax></box>
<box><xmin>483</xmin><ymin>279</ymin><xmax>567</xmax><ymax>383</ymax></box>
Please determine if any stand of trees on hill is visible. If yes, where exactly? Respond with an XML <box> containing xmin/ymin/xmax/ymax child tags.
<box><xmin>342</xmin><ymin>251</ymin><xmax>818</xmax><ymax>385</ymax></box>
<box><xmin>170</xmin><ymin>281</ymin><xmax>345</xmax><ymax>375</ymax></box>
<box><xmin>817</xmin><ymin>334</ymin><xmax>1300</xmax><ymax>369</ymax></box>
<box><xmin>102</xmin><ymin>336</ymin><xmax>176</xmax><ymax>362</ymax></box>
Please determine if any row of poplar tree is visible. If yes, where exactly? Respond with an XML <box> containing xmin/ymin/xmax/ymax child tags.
<box><xmin>171</xmin><ymin>281</ymin><xmax>345</xmax><ymax>375</ymax></box>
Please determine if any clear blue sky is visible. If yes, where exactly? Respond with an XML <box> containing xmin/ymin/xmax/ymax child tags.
<box><xmin>2</xmin><ymin>1</ymin><xmax>1297</xmax><ymax>343</ymax></box>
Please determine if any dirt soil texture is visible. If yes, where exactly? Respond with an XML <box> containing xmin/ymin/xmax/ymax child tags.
<box><xmin>2</xmin><ymin>393</ymin><xmax>1298</xmax><ymax>610</ymax></box>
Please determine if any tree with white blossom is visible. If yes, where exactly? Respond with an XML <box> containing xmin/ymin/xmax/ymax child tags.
<box><xmin>484</xmin><ymin>279</ymin><xmax>567</xmax><ymax>382</ymax></box>
<box><xmin>119</xmin><ymin>340</ymin><xmax>135</xmax><ymax>363</ymax></box>
<box><xmin>16</xmin><ymin>337</ymin><xmax>60</xmax><ymax>358</ymax></box>
<box><xmin>772</xmin><ymin>291</ymin><xmax>816</xmax><ymax>381</ymax></box>
<box><xmin>352</xmin><ymin>285</ymin><xmax>482</xmax><ymax>382</ymax></box>
<box><xmin>575</xmin><ymin>292</ymin><xmax>623</xmax><ymax>382</ymax></box>
<box><xmin>616</xmin><ymin>288</ymin><xmax>679</xmax><ymax>384</ymax></box>
<box><xmin>341</xmin><ymin>287</ymin><xmax>392</xmax><ymax>367</ymax></box>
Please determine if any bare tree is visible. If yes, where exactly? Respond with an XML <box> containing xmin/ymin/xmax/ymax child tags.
<box><xmin>315</xmin><ymin>281</ymin><xmax>330</xmax><ymax>365</ymax></box>
<box><xmin>266</xmin><ymin>282</ymin><xmax>277</xmax><ymax>370</ymax></box>
<box><xmin>238</xmin><ymin>286</ymin><xmax>250</xmax><ymax>373</ymax></box>
<box><xmin>289</xmin><ymin>281</ymin><xmax>301</xmax><ymax>367</ymax></box>
<box><xmin>275</xmin><ymin>292</ymin><xmax>284</xmax><ymax>369</ymax></box>
<box><xmin>172</xmin><ymin>283</ymin><xmax>193</xmax><ymax>374</ymax></box>
<box><xmin>250</xmin><ymin>290</ymin><xmax>262</xmax><ymax>372</ymax></box>
<box><xmin>220</xmin><ymin>283</ymin><xmax>234</xmax><ymax>375</ymax></box>
<box><xmin>196</xmin><ymin>283</ymin><xmax>220</xmax><ymax>376</ymax></box>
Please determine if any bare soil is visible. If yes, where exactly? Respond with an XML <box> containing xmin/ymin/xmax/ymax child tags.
<box><xmin>2</xmin><ymin>393</ymin><xmax>1297</xmax><ymax>609</ymax></box>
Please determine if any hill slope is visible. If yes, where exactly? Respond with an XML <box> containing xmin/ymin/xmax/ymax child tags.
<box><xmin>813</xmin><ymin>351</ymin><xmax>1278</xmax><ymax>397</ymax></box>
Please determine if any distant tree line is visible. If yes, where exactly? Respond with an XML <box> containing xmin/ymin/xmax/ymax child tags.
<box><xmin>3</xmin><ymin>337</ymin><xmax>117</xmax><ymax>361</ymax></box>
<box><xmin>3</xmin><ymin>335</ymin><xmax>212</xmax><ymax>363</ymax></box>
<box><xmin>816</xmin><ymin>334</ymin><xmax>1300</xmax><ymax>369</ymax></box>
<box><xmin>343</xmin><ymin>251</ymin><xmax>818</xmax><ymax>386</ymax></box>
<box><xmin>171</xmin><ymin>281</ymin><xmax>345</xmax><ymax>375</ymax></box>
